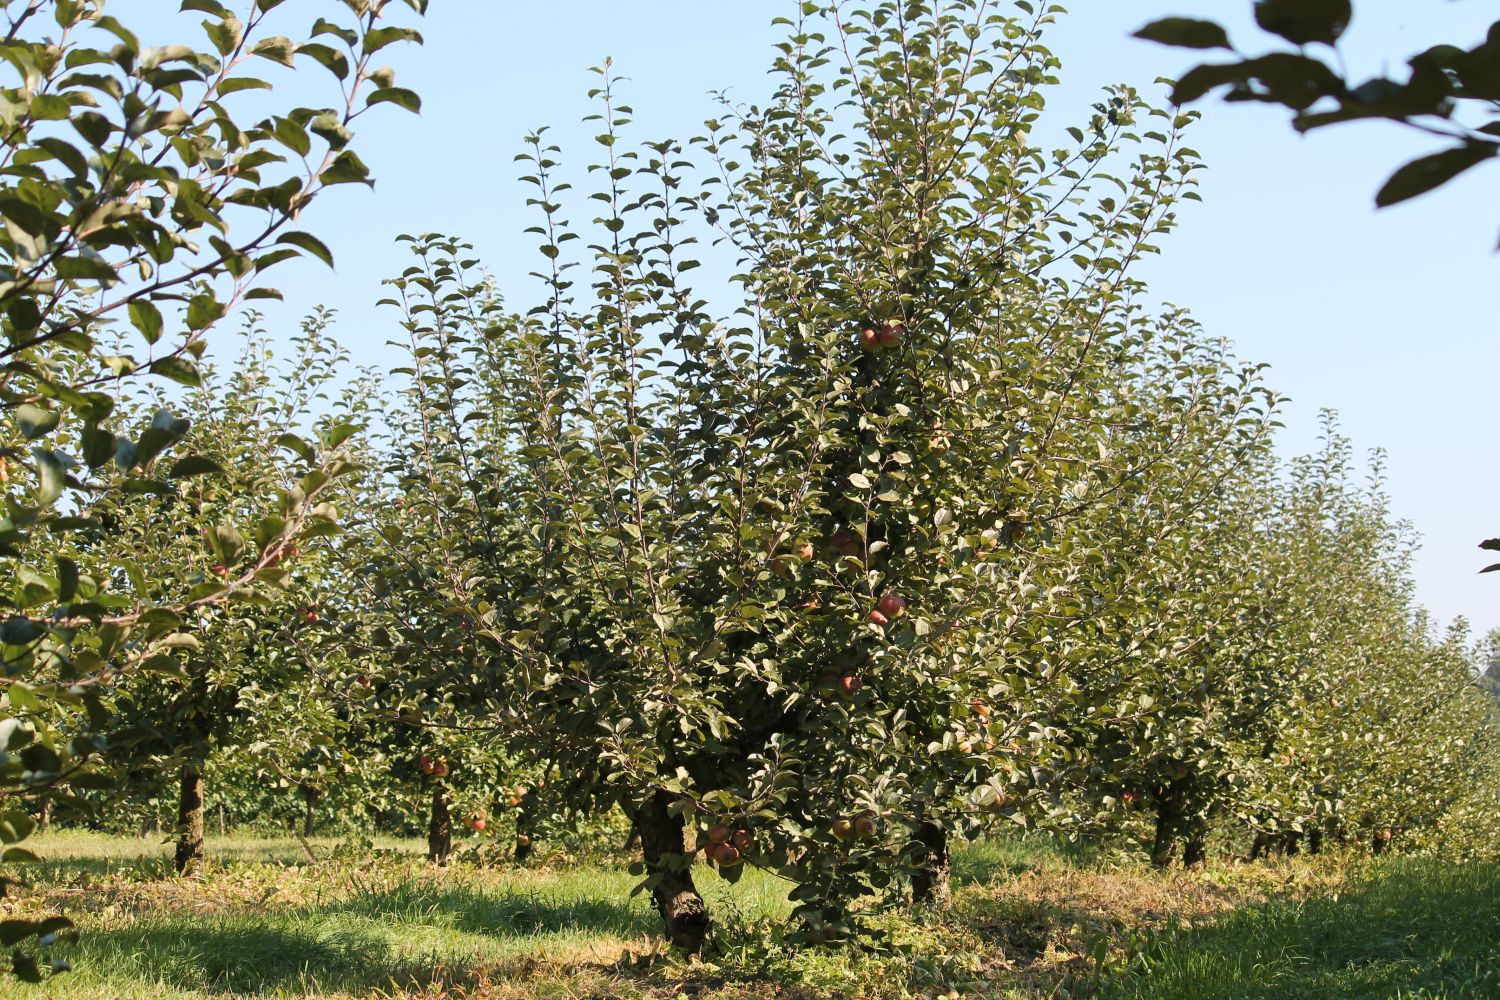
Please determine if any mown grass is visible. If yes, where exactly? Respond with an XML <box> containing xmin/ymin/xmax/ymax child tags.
<box><xmin>1105</xmin><ymin>858</ymin><xmax>1500</xmax><ymax>1000</ymax></box>
<box><xmin>5</xmin><ymin>830</ymin><xmax>1496</xmax><ymax>999</ymax></box>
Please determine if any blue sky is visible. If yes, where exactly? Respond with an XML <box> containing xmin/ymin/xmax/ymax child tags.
<box><xmin>114</xmin><ymin>1</ymin><xmax>1498</xmax><ymax>634</ymax></box>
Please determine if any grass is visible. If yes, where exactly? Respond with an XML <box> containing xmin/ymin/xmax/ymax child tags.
<box><xmin>3</xmin><ymin>830</ymin><xmax>1495</xmax><ymax>998</ymax></box>
<box><xmin>1106</xmin><ymin>858</ymin><xmax>1500</xmax><ymax>1000</ymax></box>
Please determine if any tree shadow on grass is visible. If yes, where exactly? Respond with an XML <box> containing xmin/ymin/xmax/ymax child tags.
<box><xmin>74</xmin><ymin>918</ymin><xmax>472</xmax><ymax>997</ymax></box>
<box><xmin>65</xmin><ymin>885</ymin><xmax>656</xmax><ymax>996</ymax></box>
<box><xmin>1107</xmin><ymin>860</ymin><xmax>1500</xmax><ymax>1000</ymax></box>
<box><xmin>324</xmin><ymin>880</ymin><xmax>658</xmax><ymax>938</ymax></box>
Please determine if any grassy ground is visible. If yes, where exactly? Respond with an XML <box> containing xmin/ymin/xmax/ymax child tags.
<box><xmin>4</xmin><ymin>830</ymin><xmax>1495</xmax><ymax>998</ymax></box>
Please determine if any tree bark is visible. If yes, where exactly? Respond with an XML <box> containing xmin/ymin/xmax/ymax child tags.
<box><xmin>427</xmin><ymin>784</ymin><xmax>452</xmax><ymax>864</ymax></box>
<box><xmin>1307</xmin><ymin>827</ymin><xmax>1323</xmax><ymax>856</ymax></box>
<box><xmin>301</xmin><ymin>784</ymin><xmax>318</xmax><ymax>837</ymax></box>
<box><xmin>1249</xmin><ymin>831</ymin><xmax>1270</xmax><ymax>862</ymax></box>
<box><xmin>1182</xmin><ymin>827</ymin><xmax>1207</xmax><ymax>867</ymax></box>
<box><xmin>634</xmin><ymin>789</ymin><xmax>710</xmax><ymax>953</ymax></box>
<box><xmin>1150</xmin><ymin>797</ymin><xmax>1179</xmax><ymax>869</ymax></box>
<box><xmin>174</xmin><ymin>764</ymin><xmax>206</xmax><ymax>875</ymax></box>
<box><xmin>911</xmin><ymin>820</ymin><xmax>952</xmax><ymax>908</ymax></box>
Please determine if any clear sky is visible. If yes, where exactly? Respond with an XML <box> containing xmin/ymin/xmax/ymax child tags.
<box><xmin>113</xmin><ymin>1</ymin><xmax>1498</xmax><ymax>635</ymax></box>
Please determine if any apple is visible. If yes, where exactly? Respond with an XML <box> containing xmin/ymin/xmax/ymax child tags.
<box><xmin>1122</xmin><ymin>790</ymin><xmax>1139</xmax><ymax>804</ymax></box>
<box><xmin>419</xmin><ymin>754</ymin><xmax>435</xmax><ymax>775</ymax></box>
<box><xmin>212</xmin><ymin>564</ymin><xmax>229</xmax><ymax>578</ymax></box>
<box><xmin>853</xmin><ymin>813</ymin><xmax>878</xmax><ymax>838</ymax></box>
<box><xmin>970</xmin><ymin>699</ymin><xmax>990</xmax><ymax>720</ymax></box>
<box><xmin>831</xmin><ymin>818</ymin><xmax>854</xmax><ymax>841</ymax></box>
<box><xmin>795</xmin><ymin>541</ymin><xmax>815</xmax><ymax>561</ymax></box>
<box><xmin>876</xmin><ymin>320</ymin><xmax>904</xmax><ymax>349</ymax></box>
<box><xmin>858</xmin><ymin>326</ymin><xmax>881</xmax><ymax>352</ymax></box>
<box><xmin>468</xmin><ymin>814</ymin><xmax>487</xmax><ymax>832</ymax></box>
<box><xmin>868</xmin><ymin>610</ymin><xmax>889</xmax><ymax>627</ymax></box>
<box><xmin>507</xmin><ymin>795</ymin><xmax>523</xmax><ymax>807</ymax></box>
<box><xmin>986</xmin><ymin>791</ymin><xmax>1009</xmax><ymax>813</ymax></box>
<box><xmin>877</xmin><ymin>594</ymin><xmax>906</xmax><ymax>619</ymax></box>
<box><xmin>707</xmin><ymin>824</ymin><xmax>732</xmax><ymax>845</ymax></box>
<box><xmin>516</xmin><ymin>834</ymin><xmax>532</xmax><ymax>849</ymax></box>
<box><xmin>803</xmin><ymin>597</ymin><xmax>821</xmax><ymax>610</ymax></box>
<box><xmin>304</xmin><ymin>608</ymin><xmax>319</xmax><ymax>623</ymax></box>
<box><xmin>433</xmin><ymin>759</ymin><xmax>450</xmax><ymax>778</ymax></box>
<box><xmin>731</xmin><ymin>829</ymin><xmax>753</xmax><ymax>852</ymax></box>
<box><xmin>829</xmin><ymin>529</ymin><xmax>861</xmax><ymax>558</ymax></box>
<box><xmin>840</xmin><ymin>675</ymin><xmax>862</xmax><ymax>696</ymax></box>
<box><xmin>712</xmin><ymin>842</ymin><xmax>742</xmax><ymax>866</ymax></box>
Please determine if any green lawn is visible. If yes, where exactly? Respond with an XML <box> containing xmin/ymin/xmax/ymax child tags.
<box><xmin>6</xmin><ymin>831</ymin><xmax>1497</xmax><ymax>999</ymax></box>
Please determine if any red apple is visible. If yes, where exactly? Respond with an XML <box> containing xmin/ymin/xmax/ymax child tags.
<box><xmin>731</xmin><ymin>829</ymin><xmax>753</xmax><ymax>852</ymax></box>
<box><xmin>795</xmin><ymin>541</ymin><xmax>815</xmax><ymax>561</ymax></box>
<box><xmin>858</xmin><ymin>326</ymin><xmax>881</xmax><ymax>352</ymax></box>
<box><xmin>876</xmin><ymin>320</ymin><xmax>904</xmax><ymax>349</ymax></box>
<box><xmin>212</xmin><ymin>564</ymin><xmax>229</xmax><ymax>578</ymax></box>
<box><xmin>419</xmin><ymin>755</ymin><xmax>434</xmax><ymax>775</ymax></box>
<box><xmin>707</xmin><ymin>824</ymin><xmax>732</xmax><ymax>845</ymax></box>
<box><xmin>853</xmin><ymin>813</ymin><xmax>878</xmax><ymax>838</ymax></box>
<box><xmin>877</xmin><ymin>594</ymin><xmax>906</xmax><ymax>619</ymax></box>
<box><xmin>831</xmin><ymin>818</ymin><xmax>854</xmax><ymax>841</ymax></box>
<box><xmin>829</xmin><ymin>530</ymin><xmax>862</xmax><ymax>558</ymax></box>
<box><xmin>468</xmin><ymin>814</ymin><xmax>487</xmax><ymax>832</ymax></box>
<box><xmin>712</xmin><ymin>842</ymin><xmax>742</xmax><ymax>866</ymax></box>
<box><xmin>970</xmin><ymin>699</ymin><xmax>990</xmax><ymax>720</ymax></box>
<box><xmin>868</xmin><ymin>610</ymin><xmax>889</xmax><ymax>627</ymax></box>
<box><xmin>840</xmin><ymin>675</ymin><xmax>862</xmax><ymax>696</ymax></box>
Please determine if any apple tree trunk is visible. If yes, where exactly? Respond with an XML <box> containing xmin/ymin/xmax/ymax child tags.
<box><xmin>174</xmin><ymin>764</ymin><xmax>206</xmax><ymax>874</ymax></box>
<box><xmin>910</xmin><ymin>820</ymin><xmax>952</xmax><ymax>908</ymax></box>
<box><xmin>1150</xmin><ymin>794</ymin><xmax>1181</xmax><ymax>869</ymax></box>
<box><xmin>427</xmin><ymin>784</ymin><xmax>452</xmax><ymax>864</ymax></box>
<box><xmin>301</xmin><ymin>784</ymin><xmax>318</xmax><ymax>837</ymax></box>
<box><xmin>634</xmin><ymin>789</ymin><xmax>709</xmax><ymax>953</ymax></box>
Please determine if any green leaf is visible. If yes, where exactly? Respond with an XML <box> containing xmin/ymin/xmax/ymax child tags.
<box><xmin>1253</xmin><ymin>0</ymin><xmax>1352</xmax><ymax>47</ymax></box>
<box><xmin>128</xmin><ymin>300</ymin><xmax>164</xmax><ymax>344</ymax></box>
<box><xmin>1133</xmin><ymin>18</ymin><xmax>1233</xmax><ymax>51</ymax></box>
<box><xmin>276</xmin><ymin>231</ymin><xmax>335</xmax><ymax>267</ymax></box>
<box><xmin>32</xmin><ymin>448</ymin><xmax>66</xmax><ymax>505</ymax></box>
<box><xmin>366</xmin><ymin>87</ymin><xmax>421</xmax><ymax>113</ymax></box>
<box><xmin>169</xmin><ymin>455</ymin><xmax>223</xmax><ymax>478</ymax></box>
<box><xmin>321</xmin><ymin>149</ymin><xmax>372</xmax><ymax>187</ymax></box>
<box><xmin>147</xmin><ymin>356</ymin><xmax>202</xmax><ymax>387</ymax></box>
<box><xmin>15</xmin><ymin>404</ymin><xmax>59</xmax><ymax>441</ymax></box>
<box><xmin>296</xmin><ymin>42</ymin><xmax>349</xmax><ymax>80</ymax></box>
<box><xmin>1375</xmin><ymin>143</ymin><xmax>1496</xmax><ymax>208</ymax></box>
<box><xmin>251</xmin><ymin>35</ymin><xmax>296</xmax><ymax>67</ymax></box>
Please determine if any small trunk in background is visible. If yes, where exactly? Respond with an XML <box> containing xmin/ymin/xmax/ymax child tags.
<box><xmin>428</xmin><ymin>784</ymin><xmax>452</xmax><ymax>864</ymax></box>
<box><xmin>301</xmin><ymin>784</ymin><xmax>318</xmax><ymax>837</ymax></box>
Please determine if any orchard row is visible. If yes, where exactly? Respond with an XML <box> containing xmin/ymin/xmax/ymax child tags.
<box><xmin>0</xmin><ymin>0</ymin><xmax>1495</xmax><ymax>973</ymax></box>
